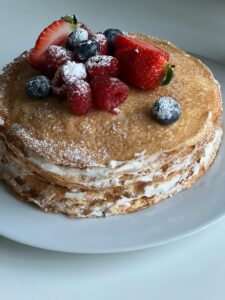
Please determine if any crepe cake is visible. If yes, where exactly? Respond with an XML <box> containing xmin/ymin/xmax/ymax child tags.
<box><xmin>0</xmin><ymin>16</ymin><xmax>223</xmax><ymax>217</ymax></box>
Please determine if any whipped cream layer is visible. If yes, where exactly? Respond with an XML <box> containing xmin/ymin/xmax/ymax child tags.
<box><xmin>0</xmin><ymin>128</ymin><xmax>222</xmax><ymax>217</ymax></box>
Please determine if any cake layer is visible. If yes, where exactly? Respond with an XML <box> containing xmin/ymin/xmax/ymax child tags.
<box><xmin>0</xmin><ymin>128</ymin><xmax>222</xmax><ymax>217</ymax></box>
<box><xmin>0</xmin><ymin>34</ymin><xmax>222</xmax><ymax>168</ymax></box>
<box><xmin>0</xmin><ymin>33</ymin><xmax>223</xmax><ymax>217</ymax></box>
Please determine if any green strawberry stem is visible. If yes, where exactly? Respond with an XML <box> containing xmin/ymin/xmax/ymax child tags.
<box><xmin>161</xmin><ymin>64</ymin><xmax>175</xmax><ymax>85</ymax></box>
<box><xmin>61</xmin><ymin>14</ymin><xmax>78</xmax><ymax>25</ymax></box>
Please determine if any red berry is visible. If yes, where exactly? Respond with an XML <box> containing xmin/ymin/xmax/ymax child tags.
<box><xmin>46</xmin><ymin>45</ymin><xmax>73</xmax><ymax>77</ymax></box>
<box><xmin>67</xmin><ymin>80</ymin><xmax>93</xmax><ymax>115</ymax></box>
<box><xmin>115</xmin><ymin>47</ymin><xmax>174</xmax><ymax>89</ymax></box>
<box><xmin>93</xmin><ymin>33</ymin><xmax>108</xmax><ymax>55</ymax></box>
<box><xmin>86</xmin><ymin>55</ymin><xmax>119</xmax><ymax>78</ymax></box>
<box><xmin>115</xmin><ymin>34</ymin><xmax>169</xmax><ymax>60</ymax></box>
<box><xmin>91</xmin><ymin>76</ymin><xmax>129</xmax><ymax>112</ymax></box>
<box><xmin>29</xmin><ymin>15</ymin><xmax>77</xmax><ymax>70</ymax></box>
<box><xmin>52</xmin><ymin>61</ymin><xmax>87</xmax><ymax>99</ymax></box>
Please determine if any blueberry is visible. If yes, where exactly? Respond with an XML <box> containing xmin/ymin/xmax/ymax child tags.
<box><xmin>72</xmin><ymin>39</ymin><xmax>100</xmax><ymax>62</ymax></box>
<box><xmin>26</xmin><ymin>75</ymin><xmax>51</xmax><ymax>99</ymax></box>
<box><xmin>103</xmin><ymin>29</ymin><xmax>123</xmax><ymax>52</ymax></box>
<box><xmin>66</xmin><ymin>28</ymin><xmax>89</xmax><ymax>51</ymax></box>
<box><xmin>151</xmin><ymin>97</ymin><xmax>181</xmax><ymax>125</ymax></box>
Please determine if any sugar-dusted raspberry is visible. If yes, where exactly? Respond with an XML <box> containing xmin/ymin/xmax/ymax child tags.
<box><xmin>52</xmin><ymin>61</ymin><xmax>87</xmax><ymax>99</ymax></box>
<box><xmin>67</xmin><ymin>80</ymin><xmax>93</xmax><ymax>115</ymax></box>
<box><xmin>86</xmin><ymin>55</ymin><xmax>119</xmax><ymax>78</ymax></box>
<box><xmin>46</xmin><ymin>45</ymin><xmax>73</xmax><ymax>77</ymax></box>
<box><xmin>90</xmin><ymin>76</ymin><xmax>129</xmax><ymax>112</ymax></box>
<box><xmin>93</xmin><ymin>33</ymin><xmax>108</xmax><ymax>55</ymax></box>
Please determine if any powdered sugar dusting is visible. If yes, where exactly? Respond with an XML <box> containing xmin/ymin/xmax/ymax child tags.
<box><xmin>152</xmin><ymin>97</ymin><xmax>181</xmax><ymax>121</ymax></box>
<box><xmin>9</xmin><ymin>123</ymin><xmax>106</xmax><ymax>167</ymax></box>
<box><xmin>72</xmin><ymin>27</ymin><xmax>88</xmax><ymax>43</ymax></box>
<box><xmin>86</xmin><ymin>55</ymin><xmax>115</xmax><ymax>68</ymax></box>
<box><xmin>60</xmin><ymin>61</ymin><xmax>87</xmax><ymax>83</ymax></box>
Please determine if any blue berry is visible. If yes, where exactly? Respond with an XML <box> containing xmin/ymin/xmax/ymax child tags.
<box><xmin>152</xmin><ymin>97</ymin><xmax>181</xmax><ymax>125</ymax></box>
<box><xmin>66</xmin><ymin>28</ymin><xmax>89</xmax><ymax>51</ymax></box>
<box><xmin>72</xmin><ymin>39</ymin><xmax>100</xmax><ymax>61</ymax></box>
<box><xmin>103</xmin><ymin>29</ymin><xmax>123</xmax><ymax>52</ymax></box>
<box><xmin>26</xmin><ymin>75</ymin><xmax>51</xmax><ymax>99</ymax></box>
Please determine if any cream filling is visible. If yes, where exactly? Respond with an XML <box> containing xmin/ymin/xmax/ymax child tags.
<box><xmin>65</xmin><ymin>128</ymin><xmax>222</xmax><ymax>205</ymax></box>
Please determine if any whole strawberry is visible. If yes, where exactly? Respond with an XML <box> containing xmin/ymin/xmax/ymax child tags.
<box><xmin>91</xmin><ymin>76</ymin><xmax>129</xmax><ymax>112</ymax></box>
<box><xmin>115</xmin><ymin>35</ymin><xmax>174</xmax><ymax>89</ymax></box>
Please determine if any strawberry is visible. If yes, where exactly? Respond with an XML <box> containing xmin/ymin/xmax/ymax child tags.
<box><xmin>115</xmin><ymin>36</ymin><xmax>174</xmax><ymax>89</ymax></box>
<box><xmin>115</xmin><ymin>34</ymin><xmax>169</xmax><ymax>60</ymax></box>
<box><xmin>29</xmin><ymin>15</ymin><xmax>77</xmax><ymax>70</ymax></box>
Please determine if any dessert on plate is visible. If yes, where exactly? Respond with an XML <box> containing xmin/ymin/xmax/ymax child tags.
<box><xmin>0</xmin><ymin>15</ymin><xmax>222</xmax><ymax>217</ymax></box>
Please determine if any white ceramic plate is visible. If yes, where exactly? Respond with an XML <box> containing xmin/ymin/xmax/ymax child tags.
<box><xmin>0</xmin><ymin>55</ymin><xmax>225</xmax><ymax>254</ymax></box>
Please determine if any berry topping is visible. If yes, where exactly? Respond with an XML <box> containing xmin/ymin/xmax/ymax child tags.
<box><xmin>66</xmin><ymin>28</ymin><xmax>89</xmax><ymax>51</ymax></box>
<box><xmin>115</xmin><ymin>35</ymin><xmax>169</xmax><ymax>60</ymax></box>
<box><xmin>72</xmin><ymin>39</ymin><xmax>100</xmax><ymax>61</ymax></box>
<box><xmin>52</xmin><ymin>61</ymin><xmax>87</xmax><ymax>98</ymax></box>
<box><xmin>86</xmin><ymin>55</ymin><xmax>119</xmax><ymax>78</ymax></box>
<box><xmin>67</xmin><ymin>80</ymin><xmax>93</xmax><ymax>115</ymax></box>
<box><xmin>116</xmin><ymin>46</ymin><xmax>174</xmax><ymax>89</ymax></box>
<box><xmin>93</xmin><ymin>33</ymin><xmax>108</xmax><ymax>55</ymax></box>
<box><xmin>29</xmin><ymin>15</ymin><xmax>77</xmax><ymax>70</ymax></box>
<box><xmin>77</xmin><ymin>22</ymin><xmax>93</xmax><ymax>37</ymax></box>
<box><xmin>151</xmin><ymin>97</ymin><xmax>181</xmax><ymax>125</ymax></box>
<box><xmin>91</xmin><ymin>76</ymin><xmax>129</xmax><ymax>112</ymax></box>
<box><xmin>46</xmin><ymin>45</ymin><xmax>73</xmax><ymax>76</ymax></box>
<box><xmin>26</xmin><ymin>75</ymin><xmax>51</xmax><ymax>98</ymax></box>
<box><xmin>103</xmin><ymin>29</ymin><xmax>123</xmax><ymax>53</ymax></box>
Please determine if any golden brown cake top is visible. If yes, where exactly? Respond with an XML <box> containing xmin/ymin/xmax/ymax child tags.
<box><xmin>0</xmin><ymin>34</ymin><xmax>222</xmax><ymax>168</ymax></box>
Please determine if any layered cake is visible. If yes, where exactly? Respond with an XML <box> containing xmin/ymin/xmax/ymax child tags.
<box><xmin>0</xmin><ymin>15</ymin><xmax>222</xmax><ymax>217</ymax></box>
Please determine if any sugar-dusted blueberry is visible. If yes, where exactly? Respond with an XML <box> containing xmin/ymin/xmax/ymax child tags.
<box><xmin>72</xmin><ymin>39</ymin><xmax>100</xmax><ymax>61</ymax></box>
<box><xmin>103</xmin><ymin>29</ymin><xmax>123</xmax><ymax>52</ymax></box>
<box><xmin>151</xmin><ymin>97</ymin><xmax>181</xmax><ymax>125</ymax></box>
<box><xmin>66</xmin><ymin>27</ymin><xmax>89</xmax><ymax>51</ymax></box>
<box><xmin>26</xmin><ymin>75</ymin><xmax>51</xmax><ymax>98</ymax></box>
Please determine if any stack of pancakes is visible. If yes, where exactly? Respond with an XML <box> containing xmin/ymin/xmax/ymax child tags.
<box><xmin>0</xmin><ymin>34</ymin><xmax>222</xmax><ymax>217</ymax></box>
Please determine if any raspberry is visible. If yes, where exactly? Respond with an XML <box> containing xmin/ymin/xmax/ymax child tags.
<box><xmin>67</xmin><ymin>80</ymin><xmax>93</xmax><ymax>115</ymax></box>
<box><xmin>93</xmin><ymin>33</ymin><xmax>108</xmax><ymax>55</ymax></box>
<box><xmin>91</xmin><ymin>76</ymin><xmax>129</xmax><ymax>112</ymax></box>
<box><xmin>52</xmin><ymin>61</ymin><xmax>87</xmax><ymax>99</ymax></box>
<box><xmin>46</xmin><ymin>45</ymin><xmax>73</xmax><ymax>77</ymax></box>
<box><xmin>86</xmin><ymin>55</ymin><xmax>119</xmax><ymax>78</ymax></box>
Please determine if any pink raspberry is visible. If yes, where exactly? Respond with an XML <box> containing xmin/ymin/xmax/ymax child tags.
<box><xmin>67</xmin><ymin>80</ymin><xmax>93</xmax><ymax>115</ymax></box>
<box><xmin>93</xmin><ymin>33</ymin><xmax>108</xmax><ymax>55</ymax></box>
<box><xmin>46</xmin><ymin>45</ymin><xmax>73</xmax><ymax>77</ymax></box>
<box><xmin>90</xmin><ymin>76</ymin><xmax>129</xmax><ymax>113</ymax></box>
<box><xmin>52</xmin><ymin>61</ymin><xmax>87</xmax><ymax>99</ymax></box>
<box><xmin>86</xmin><ymin>55</ymin><xmax>119</xmax><ymax>79</ymax></box>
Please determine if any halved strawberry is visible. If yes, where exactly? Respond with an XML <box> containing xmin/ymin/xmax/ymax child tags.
<box><xmin>29</xmin><ymin>15</ymin><xmax>77</xmax><ymax>70</ymax></box>
<box><xmin>115</xmin><ymin>34</ymin><xmax>169</xmax><ymax>60</ymax></box>
<box><xmin>115</xmin><ymin>47</ymin><xmax>174</xmax><ymax>89</ymax></box>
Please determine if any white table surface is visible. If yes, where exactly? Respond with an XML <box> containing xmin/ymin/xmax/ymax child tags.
<box><xmin>1</xmin><ymin>0</ymin><xmax>225</xmax><ymax>299</ymax></box>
